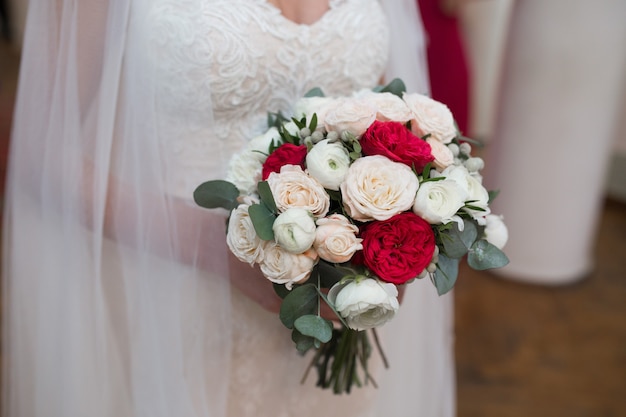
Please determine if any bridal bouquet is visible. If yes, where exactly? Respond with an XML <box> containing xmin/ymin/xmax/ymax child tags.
<box><xmin>194</xmin><ymin>79</ymin><xmax>509</xmax><ymax>394</ymax></box>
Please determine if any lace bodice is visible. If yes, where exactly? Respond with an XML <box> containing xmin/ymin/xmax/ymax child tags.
<box><xmin>148</xmin><ymin>0</ymin><xmax>390</xmax><ymax>198</ymax></box>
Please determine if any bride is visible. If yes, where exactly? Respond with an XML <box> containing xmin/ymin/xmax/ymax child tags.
<box><xmin>3</xmin><ymin>0</ymin><xmax>455</xmax><ymax>416</ymax></box>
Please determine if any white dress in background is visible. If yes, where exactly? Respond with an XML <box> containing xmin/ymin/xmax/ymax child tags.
<box><xmin>3</xmin><ymin>1</ymin><xmax>455</xmax><ymax>416</ymax></box>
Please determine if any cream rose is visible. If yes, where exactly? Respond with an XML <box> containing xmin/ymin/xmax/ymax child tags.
<box><xmin>225</xmin><ymin>151</ymin><xmax>263</xmax><ymax>195</ymax></box>
<box><xmin>226</xmin><ymin>204</ymin><xmax>265</xmax><ymax>266</ymax></box>
<box><xmin>361</xmin><ymin>91</ymin><xmax>413</xmax><ymax>123</ymax></box>
<box><xmin>328</xmin><ymin>278</ymin><xmax>399</xmax><ymax>331</ymax></box>
<box><xmin>413</xmin><ymin>179</ymin><xmax>468</xmax><ymax>225</ymax></box>
<box><xmin>426</xmin><ymin>137</ymin><xmax>455</xmax><ymax>172</ymax></box>
<box><xmin>484</xmin><ymin>214</ymin><xmax>509</xmax><ymax>250</ymax></box>
<box><xmin>305</xmin><ymin>139</ymin><xmax>351</xmax><ymax>190</ymax></box>
<box><xmin>324</xmin><ymin>98</ymin><xmax>377</xmax><ymax>137</ymax></box>
<box><xmin>314</xmin><ymin>214</ymin><xmax>362</xmax><ymax>263</ymax></box>
<box><xmin>403</xmin><ymin>93</ymin><xmax>457</xmax><ymax>144</ymax></box>
<box><xmin>259</xmin><ymin>244</ymin><xmax>318</xmax><ymax>290</ymax></box>
<box><xmin>272</xmin><ymin>208</ymin><xmax>316</xmax><ymax>254</ymax></box>
<box><xmin>340</xmin><ymin>155</ymin><xmax>419</xmax><ymax>222</ymax></box>
<box><xmin>267</xmin><ymin>165</ymin><xmax>330</xmax><ymax>218</ymax></box>
<box><xmin>443</xmin><ymin>165</ymin><xmax>491</xmax><ymax>222</ymax></box>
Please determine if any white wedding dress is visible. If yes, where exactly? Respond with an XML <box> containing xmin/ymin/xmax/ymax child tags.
<box><xmin>3</xmin><ymin>1</ymin><xmax>455</xmax><ymax>416</ymax></box>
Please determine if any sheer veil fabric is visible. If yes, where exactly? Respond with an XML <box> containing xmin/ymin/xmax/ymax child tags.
<box><xmin>2</xmin><ymin>1</ymin><xmax>454</xmax><ymax>416</ymax></box>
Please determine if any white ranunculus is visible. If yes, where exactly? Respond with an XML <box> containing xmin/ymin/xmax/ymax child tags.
<box><xmin>413</xmin><ymin>179</ymin><xmax>468</xmax><ymax>224</ymax></box>
<box><xmin>267</xmin><ymin>165</ymin><xmax>330</xmax><ymax>218</ymax></box>
<box><xmin>293</xmin><ymin>96</ymin><xmax>336</xmax><ymax>128</ymax></box>
<box><xmin>324</xmin><ymin>97</ymin><xmax>377</xmax><ymax>137</ymax></box>
<box><xmin>314</xmin><ymin>214</ymin><xmax>362</xmax><ymax>263</ymax></box>
<box><xmin>225</xmin><ymin>151</ymin><xmax>263</xmax><ymax>195</ymax></box>
<box><xmin>328</xmin><ymin>278</ymin><xmax>399</xmax><ymax>331</ymax></box>
<box><xmin>484</xmin><ymin>214</ymin><xmax>509</xmax><ymax>250</ymax></box>
<box><xmin>340</xmin><ymin>155</ymin><xmax>419</xmax><ymax>222</ymax></box>
<box><xmin>226</xmin><ymin>204</ymin><xmax>265</xmax><ymax>266</ymax></box>
<box><xmin>259</xmin><ymin>244</ymin><xmax>318</xmax><ymax>290</ymax></box>
<box><xmin>426</xmin><ymin>137</ymin><xmax>455</xmax><ymax>172</ymax></box>
<box><xmin>272</xmin><ymin>208</ymin><xmax>316</xmax><ymax>254</ymax></box>
<box><xmin>442</xmin><ymin>165</ymin><xmax>491</xmax><ymax>222</ymax></box>
<box><xmin>247</xmin><ymin>127</ymin><xmax>281</xmax><ymax>161</ymax></box>
<box><xmin>403</xmin><ymin>93</ymin><xmax>457</xmax><ymax>144</ymax></box>
<box><xmin>305</xmin><ymin>139</ymin><xmax>350</xmax><ymax>190</ymax></box>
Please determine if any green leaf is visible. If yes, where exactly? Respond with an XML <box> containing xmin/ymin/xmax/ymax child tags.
<box><xmin>468</xmin><ymin>239</ymin><xmax>510</xmax><ymax>270</ymax></box>
<box><xmin>193</xmin><ymin>180</ymin><xmax>240</xmax><ymax>211</ymax></box>
<box><xmin>316</xmin><ymin>260</ymin><xmax>346</xmax><ymax>288</ymax></box>
<box><xmin>305</xmin><ymin>87</ymin><xmax>325</xmax><ymax>98</ymax></box>
<box><xmin>380</xmin><ymin>78</ymin><xmax>407</xmax><ymax>98</ymax></box>
<box><xmin>308</xmin><ymin>113</ymin><xmax>318</xmax><ymax>133</ymax></box>
<box><xmin>294</xmin><ymin>315</ymin><xmax>333</xmax><ymax>343</ymax></box>
<box><xmin>488</xmin><ymin>189</ymin><xmax>500</xmax><ymax>204</ymax></box>
<box><xmin>256</xmin><ymin>181</ymin><xmax>277</xmax><ymax>213</ymax></box>
<box><xmin>291</xmin><ymin>117</ymin><xmax>305</xmax><ymax>130</ymax></box>
<box><xmin>279</xmin><ymin>284</ymin><xmax>318</xmax><ymax>329</ymax></box>
<box><xmin>432</xmin><ymin>254</ymin><xmax>459</xmax><ymax>296</ymax></box>
<box><xmin>291</xmin><ymin>329</ymin><xmax>316</xmax><ymax>353</ymax></box>
<box><xmin>248</xmin><ymin>203</ymin><xmax>276</xmax><ymax>240</ymax></box>
<box><xmin>441</xmin><ymin>220</ymin><xmax>478</xmax><ymax>259</ymax></box>
<box><xmin>273</xmin><ymin>283</ymin><xmax>290</xmax><ymax>299</ymax></box>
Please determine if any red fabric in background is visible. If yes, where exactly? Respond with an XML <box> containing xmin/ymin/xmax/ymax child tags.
<box><xmin>418</xmin><ymin>0</ymin><xmax>471</xmax><ymax>136</ymax></box>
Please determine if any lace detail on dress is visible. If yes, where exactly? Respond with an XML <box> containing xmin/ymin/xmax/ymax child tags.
<box><xmin>148</xmin><ymin>0</ymin><xmax>389</xmax><ymax>199</ymax></box>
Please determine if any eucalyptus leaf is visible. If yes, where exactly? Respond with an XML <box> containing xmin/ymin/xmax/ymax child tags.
<box><xmin>256</xmin><ymin>181</ymin><xmax>277</xmax><ymax>213</ymax></box>
<box><xmin>273</xmin><ymin>283</ymin><xmax>290</xmax><ymax>299</ymax></box>
<box><xmin>248</xmin><ymin>203</ymin><xmax>276</xmax><ymax>240</ymax></box>
<box><xmin>380</xmin><ymin>78</ymin><xmax>407</xmax><ymax>98</ymax></box>
<box><xmin>294</xmin><ymin>315</ymin><xmax>333</xmax><ymax>343</ymax></box>
<box><xmin>291</xmin><ymin>329</ymin><xmax>316</xmax><ymax>353</ymax></box>
<box><xmin>279</xmin><ymin>284</ymin><xmax>318</xmax><ymax>329</ymax></box>
<box><xmin>432</xmin><ymin>254</ymin><xmax>459</xmax><ymax>296</ymax></box>
<box><xmin>488</xmin><ymin>189</ymin><xmax>500</xmax><ymax>204</ymax></box>
<box><xmin>468</xmin><ymin>239</ymin><xmax>510</xmax><ymax>270</ymax></box>
<box><xmin>305</xmin><ymin>87</ymin><xmax>325</xmax><ymax>98</ymax></box>
<box><xmin>316</xmin><ymin>260</ymin><xmax>346</xmax><ymax>288</ymax></box>
<box><xmin>193</xmin><ymin>180</ymin><xmax>240</xmax><ymax>211</ymax></box>
<box><xmin>441</xmin><ymin>220</ymin><xmax>478</xmax><ymax>259</ymax></box>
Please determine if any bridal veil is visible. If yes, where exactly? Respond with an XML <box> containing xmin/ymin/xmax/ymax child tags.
<box><xmin>2</xmin><ymin>1</ymin><xmax>452</xmax><ymax>416</ymax></box>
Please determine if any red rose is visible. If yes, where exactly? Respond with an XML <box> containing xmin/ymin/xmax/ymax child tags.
<box><xmin>262</xmin><ymin>143</ymin><xmax>307</xmax><ymax>180</ymax></box>
<box><xmin>360</xmin><ymin>120</ymin><xmax>434</xmax><ymax>172</ymax></box>
<box><xmin>360</xmin><ymin>212</ymin><xmax>436</xmax><ymax>284</ymax></box>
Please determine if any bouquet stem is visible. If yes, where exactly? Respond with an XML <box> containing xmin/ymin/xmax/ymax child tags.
<box><xmin>303</xmin><ymin>325</ymin><xmax>387</xmax><ymax>394</ymax></box>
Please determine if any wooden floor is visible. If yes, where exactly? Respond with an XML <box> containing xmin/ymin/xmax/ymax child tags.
<box><xmin>1</xmin><ymin>39</ymin><xmax>625</xmax><ymax>416</ymax></box>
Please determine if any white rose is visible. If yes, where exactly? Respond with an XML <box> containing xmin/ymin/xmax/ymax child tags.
<box><xmin>226</xmin><ymin>204</ymin><xmax>265</xmax><ymax>266</ymax></box>
<box><xmin>267</xmin><ymin>165</ymin><xmax>330</xmax><ymax>218</ymax></box>
<box><xmin>314</xmin><ymin>214</ymin><xmax>362</xmax><ymax>263</ymax></box>
<box><xmin>305</xmin><ymin>139</ymin><xmax>350</xmax><ymax>191</ymax></box>
<box><xmin>259</xmin><ymin>243</ymin><xmax>318</xmax><ymax>290</ymax></box>
<box><xmin>225</xmin><ymin>151</ymin><xmax>263</xmax><ymax>195</ymax></box>
<box><xmin>413</xmin><ymin>179</ymin><xmax>468</xmax><ymax>224</ymax></box>
<box><xmin>443</xmin><ymin>165</ymin><xmax>491</xmax><ymax>222</ymax></box>
<box><xmin>484</xmin><ymin>214</ymin><xmax>509</xmax><ymax>250</ymax></box>
<box><xmin>293</xmin><ymin>96</ymin><xmax>336</xmax><ymax>128</ymax></box>
<box><xmin>340</xmin><ymin>155</ymin><xmax>419</xmax><ymax>222</ymax></box>
<box><xmin>328</xmin><ymin>278</ymin><xmax>399</xmax><ymax>331</ymax></box>
<box><xmin>272</xmin><ymin>208</ymin><xmax>316</xmax><ymax>254</ymax></box>
<box><xmin>247</xmin><ymin>127</ymin><xmax>281</xmax><ymax>161</ymax></box>
<box><xmin>403</xmin><ymin>93</ymin><xmax>457</xmax><ymax>144</ymax></box>
<box><xmin>324</xmin><ymin>98</ymin><xmax>377</xmax><ymax>137</ymax></box>
<box><xmin>360</xmin><ymin>91</ymin><xmax>413</xmax><ymax>123</ymax></box>
<box><xmin>426</xmin><ymin>137</ymin><xmax>455</xmax><ymax>172</ymax></box>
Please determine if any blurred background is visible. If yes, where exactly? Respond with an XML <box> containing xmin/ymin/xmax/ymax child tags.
<box><xmin>1</xmin><ymin>0</ymin><xmax>625</xmax><ymax>416</ymax></box>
